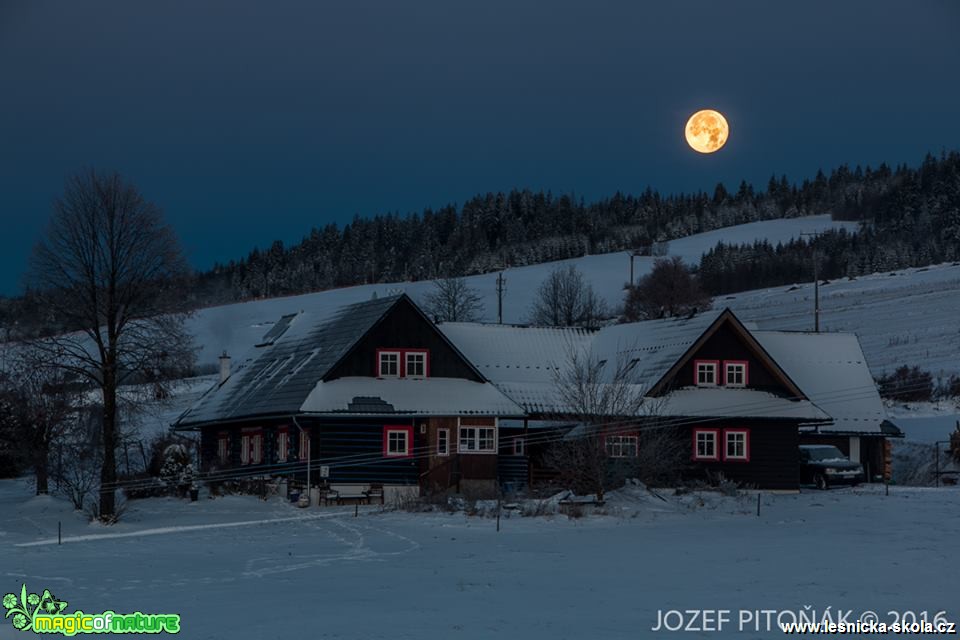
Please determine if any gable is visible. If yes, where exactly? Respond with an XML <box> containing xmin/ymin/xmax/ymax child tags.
<box><xmin>324</xmin><ymin>297</ymin><xmax>484</xmax><ymax>382</ymax></box>
<box><xmin>648</xmin><ymin>310</ymin><xmax>806</xmax><ymax>398</ymax></box>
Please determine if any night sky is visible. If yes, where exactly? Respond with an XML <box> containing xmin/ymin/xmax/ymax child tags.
<box><xmin>1</xmin><ymin>1</ymin><xmax>958</xmax><ymax>295</ymax></box>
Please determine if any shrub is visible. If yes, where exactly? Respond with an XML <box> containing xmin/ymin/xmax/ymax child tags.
<box><xmin>876</xmin><ymin>366</ymin><xmax>934</xmax><ymax>402</ymax></box>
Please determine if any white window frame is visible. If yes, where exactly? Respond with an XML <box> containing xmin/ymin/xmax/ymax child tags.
<box><xmin>695</xmin><ymin>360</ymin><xmax>719</xmax><ymax>387</ymax></box>
<box><xmin>512</xmin><ymin>436</ymin><xmax>525</xmax><ymax>456</ymax></box>
<box><xmin>724</xmin><ymin>429</ymin><xmax>750</xmax><ymax>461</ymax></box>
<box><xmin>385</xmin><ymin>428</ymin><xmax>411</xmax><ymax>457</ymax></box>
<box><xmin>458</xmin><ymin>425</ymin><xmax>497</xmax><ymax>454</ymax></box>
<box><xmin>241</xmin><ymin>434</ymin><xmax>251</xmax><ymax>466</ymax></box>
<box><xmin>724</xmin><ymin>361</ymin><xmax>748</xmax><ymax>388</ymax></box>
<box><xmin>405</xmin><ymin>350</ymin><xmax>428</xmax><ymax>378</ymax></box>
<box><xmin>693</xmin><ymin>429</ymin><xmax>719</xmax><ymax>461</ymax></box>
<box><xmin>605</xmin><ymin>435</ymin><xmax>638</xmax><ymax>458</ymax></box>
<box><xmin>251</xmin><ymin>432</ymin><xmax>263</xmax><ymax>464</ymax></box>
<box><xmin>437</xmin><ymin>428</ymin><xmax>450</xmax><ymax>456</ymax></box>
<box><xmin>277</xmin><ymin>429</ymin><xmax>289</xmax><ymax>463</ymax></box>
<box><xmin>378</xmin><ymin>350</ymin><xmax>401</xmax><ymax>378</ymax></box>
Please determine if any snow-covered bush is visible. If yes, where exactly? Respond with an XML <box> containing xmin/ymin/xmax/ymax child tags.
<box><xmin>159</xmin><ymin>444</ymin><xmax>196</xmax><ymax>498</ymax></box>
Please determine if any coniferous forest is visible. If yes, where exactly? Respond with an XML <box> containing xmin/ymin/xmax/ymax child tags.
<box><xmin>2</xmin><ymin>152</ymin><xmax>958</xmax><ymax>331</ymax></box>
<box><xmin>188</xmin><ymin>151</ymin><xmax>959</xmax><ymax>304</ymax></box>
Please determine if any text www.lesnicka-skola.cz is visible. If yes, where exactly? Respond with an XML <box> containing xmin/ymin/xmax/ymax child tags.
<box><xmin>650</xmin><ymin>609</ymin><xmax>957</xmax><ymax>634</ymax></box>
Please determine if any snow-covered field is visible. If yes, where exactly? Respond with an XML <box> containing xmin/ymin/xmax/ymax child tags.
<box><xmin>3</xmin><ymin>479</ymin><xmax>958</xmax><ymax>639</ymax></box>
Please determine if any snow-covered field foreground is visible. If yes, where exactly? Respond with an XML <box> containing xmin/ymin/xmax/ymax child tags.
<box><xmin>4</xmin><ymin>479</ymin><xmax>959</xmax><ymax>639</ymax></box>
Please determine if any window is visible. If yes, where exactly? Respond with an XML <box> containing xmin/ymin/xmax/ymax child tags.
<box><xmin>217</xmin><ymin>432</ymin><xmax>229</xmax><ymax>465</ymax></box>
<box><xmin>299</xmin><ymin>430</ymin><xmax>311</xmax><ymax>461</ymax></box>
<box><xmin>405</xmin><ymin>351</ymin><xmax>427</xmax><ymax>377</ymax></box>
<box><xmin>692</xmin><ymin>428</ymin><xmax>720</xmax><ymax>461</ymax></box>
<box><xmin>378</xmin><ymin>351</ymin><xmax>400</xmax><ymax>377</ymax></box>
<box><xmin>605</xmin><ymin>435</ymin><xmax>638</xmax><ymax>458</ymax></box>
<box><xmin>459</xmin><ymin>425</ymin><xmax>496</xmax><ymax>453</ymax></box>
<box><xmin>723</xmin><ymin>429</ymin><xmax>750</xmax><ymax>461</ymax></box>
<box><xmin>277</xmin><ymin>427</ymin><xmax>289</xmax><ymax>463</ymax></box>
<box><xmin>694</xmin><ymin>360</ymin><xmax>719</xmax><ymax>386</ymax></box>
<box><xmin>241</xmin><ymin>429</ymin><xmax>263</xmax><ymax>466</ymax></box>
<box><xmin>512</xmin><ymin>437</ymin><xmax>525</xmax><ymax>456</ymax></box>
<box><xmin>724</xmin><ymin>361</ymin><xmax>749</xmax><ymax>387</ymax></box>
<box><xmin>437</xmin><ymin>428</ymin><xmax>450</xmax><ymax>456</ymax></box>
<box><xmin>383</xmin><ymin>426</ymin><xmax>413</xmax><ymax>457</ymax></box>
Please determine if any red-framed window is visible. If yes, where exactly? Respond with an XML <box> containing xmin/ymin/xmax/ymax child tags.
<box><xmin>605</xmin><ymin>434</ymin><xmax>638</xmax><ymax>458</ymax></box>
<box><xmin>437</xmin><ymin>428</ymin><xmax>450</xmax><ymax>456</ymax></box>
<box><xmin>377</xmin><ymin>350</ymin><xmax>401</xmax><ymax>377</ymax></box>
<box><xmin>692</xmin><ymin>428</ymin><xmax>720</xmax><ymax>461</ymax></box>
<box><xmin>298</xmin><ymin>429</ymin><xmax>311</xmax><ymax>462</ymax></box>
<box><xmin>723</xmin><ymin>360</ymin><xmax>749</xmax><ymax>388</ymax></box>
<box><xmin>383</xmin><ymin>425</ymin><xmax>414</xmax><ymax>458</ymax></box>
<box><xmin>512</xmin><ymin>436</ymin><xmax>525</xmax><ymax>456</ymax></box>
<box><xmin>217</xmin><ymin>431</ymin><xmax>230</xmax><ymax>465</ymax></box>
<box><xmin>694</xmin><ymin>360</ymin><xmax>720</xmax><ymax>386</ymax></box>
<box><xmin>241</xmin><ymin>428</ymin><xmax>264</xmax><ymax>465</ymax></box>
<box><xmin>276</xmin><ymin>426</ymin><xmax>289</xmax><ymax>463</ymax></box>
<box><xmin>723</xmin><ymin>429</ymin><xmax>750</xmax><ymax>462</ymax></box>
<box><xmin>376</xmin><ymin>348</ymin><xmax>431</xmax><ymax>378</ymax></box>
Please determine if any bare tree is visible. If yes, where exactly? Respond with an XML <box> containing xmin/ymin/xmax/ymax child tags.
<box><xmin>624</xmin><ymin>256</ymin><xmax>711</xmax><ymax>321</ymax></box>
<box><xmin>27</xmin><ymin>169</ymin><xmax>194</xmax><ymax>521</ymax></box>
<box><xmin>545</xmin><ymin>346</ymin><xmax>647</xmax><ymax>502</ymax></box>
<box><xmin>422</xmin><ymin>277</ymin><xmax>484</xmax><ymax>322</ymax></box>
<box><xmin>530</xmin><ymin>265</ymin><xmax>607</xmax><ymax>329</ymax></box>
<box><xmin>0</xmin><ymin>347</ymin><xmax>77</xmax><ymax>494</ymax></box>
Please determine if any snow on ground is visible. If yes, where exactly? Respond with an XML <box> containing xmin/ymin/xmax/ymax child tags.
<box><xmin>186</xmin><ymin>215</ymin><xmax>855</xmax><ymax>368</ymax></box>
<box><xmin>3</xmin><ymin>478</ymin><xmax>959</xmax><ymax>639</ymax></box>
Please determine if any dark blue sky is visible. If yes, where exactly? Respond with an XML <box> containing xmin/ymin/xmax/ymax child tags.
<box><xmin>1</xmin><ymin>1</ymin><xmax>958</xmax><ymax>295</ymax></box>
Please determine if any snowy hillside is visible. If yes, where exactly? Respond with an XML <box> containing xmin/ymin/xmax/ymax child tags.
<box><xmin>187</xmin><ymin>215</ymin><xmax>856</xmax><ymax>367</ymax></box>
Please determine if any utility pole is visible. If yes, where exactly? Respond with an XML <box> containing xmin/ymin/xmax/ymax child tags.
<box><xmin>496</xmin><ymin>272</ymin><xmax>506</xmax><ymax>324</ymax></box>
<box><xmin>801</xmin><ymin>232</ymin><xmax>821</xmax><ymax>332</ymax></box>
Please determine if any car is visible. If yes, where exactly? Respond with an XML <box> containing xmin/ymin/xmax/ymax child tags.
<box><xmin>799</xmin><ymin>445</ymin><xmax>864</xmax><ymax>490</ymax></box>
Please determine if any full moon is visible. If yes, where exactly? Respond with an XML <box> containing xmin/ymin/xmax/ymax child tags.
<box><xmin>685</xmin><ymin>109</ymin><xmax>729</xmax><ymax>154</ymax></box>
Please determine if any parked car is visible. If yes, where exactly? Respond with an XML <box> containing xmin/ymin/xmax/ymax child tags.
<box><xmin>799</xmin><ymin>445</ymin><xmax>864</xmax><ymax>489</ymax></box>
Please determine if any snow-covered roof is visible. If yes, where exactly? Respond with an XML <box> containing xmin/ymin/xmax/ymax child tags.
<box><xmin>440</xmin><ymin>310</ymin><xmax>724</xmax><ymax>402</ymax></box>
<box><xmin>300</xmin><ymin>377</ymin><xmax>525</xmax><ymax>416</ymax></box>
<box><xmin>656</xmin><ymin>387</ymin><xmax>828</xmax><ymax>421</ymax></box>
<box><xmin>753</xmin><ymin>331</ymin><xmax>888</xmax><ymax>434</ymax></box>
<box><xmin>177</xmin><ymin>296</ymin><xmax>402</xmax><ymax>426</ymax></box>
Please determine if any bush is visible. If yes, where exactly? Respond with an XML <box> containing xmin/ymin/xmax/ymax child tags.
<box><xmin>876</xmin><ymin>366</ymin><xmax>934</xmax><ymax>402</ymax></box>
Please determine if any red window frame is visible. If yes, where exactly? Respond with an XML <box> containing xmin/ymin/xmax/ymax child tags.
<box><xmin>693</xmin><ymin>359</ymin><xmax>720</xmax><ymax>387</ymax></box>
<box><xmin>217</xmin><ymin>431</ymin><xmax>229</xmax><ymax>465</ymax></box>
<box><xmin>240</xmin><ymin>428</ymin><xmax>264</xmax><ymax>466</ymax></box>
<box><xmin>722</xmin><ymin>428</ymin><xmax>750</xmax><ymax>462</ymax></box>
<box><xmin>692</xmin><ymin>428</ymin><xmax>721</xmax><ymax>461</ymax></box>
<box><xmin>376</xmin><ymin>349</ymin><xmax>402</xmax><ymax>378</ymax></box>
<box><xmin>276</xmin><ymin>426</ymin><xmax>289</xmax><ymax>463</ymax></box>
<box><xmin>375</xmin><ymin>348</ymin><xmax>431</xmax><ymax>378</ymax></box>
<box><xmin>383</xmin><ymin>425</ymin><xmax>414</xmax><ymax>458</ymax></box>
<box><xmin>298</xmin><ymin>429</ymin><xmax>311</xmax><ymax>462</ymax></box>
<box><xmin>723</xmin><ymin>360</ymin><xmax>750</xmax><ymax>387</ymax></box>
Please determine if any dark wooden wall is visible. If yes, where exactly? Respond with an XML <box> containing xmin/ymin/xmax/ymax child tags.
<box><xmin>325</xmin><ymin>298</ymin><xmax>482</xmax><ymax>381</ymax></box>
<box><xmin>672</xmin><ymin>323</ymin><xmax>788</xmax><ymax>393</ymax></box>
<box><xmin>688</xmin><ymin>419</ymin><xmax>799</xmax><ymax>489</ymax></box>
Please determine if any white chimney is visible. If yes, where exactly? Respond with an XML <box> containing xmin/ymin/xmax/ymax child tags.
<box><xmin>219</xmin><ymin>351</ymin><xmax>231</xmax><ymax>384</ymax></box>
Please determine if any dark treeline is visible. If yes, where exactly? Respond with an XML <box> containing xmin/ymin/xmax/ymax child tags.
<box><xmin>699</xmin><ymin>152</ymin><xmax>960</xmax><ymax>294</ymax></box>
<box><xmin>3</xmin><ymin>152</ymin><xmax>958</xmax><ymax>333</ymax></box>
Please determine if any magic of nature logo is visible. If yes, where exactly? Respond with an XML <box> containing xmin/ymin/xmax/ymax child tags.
<box><xmin>3</xmin><ymin>584</ymin><xmax>180</xmax><ymax>635</ymax></box>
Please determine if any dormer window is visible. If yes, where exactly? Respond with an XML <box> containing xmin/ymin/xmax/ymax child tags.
<box><xmin>378</xmin><ymin>350</ymin><xmax>401</xmax><ymax>377</ymax></box>
<box><xmin>694</xmin><ymin>360</ymin><xmax>719</xmax><ymax>386</ymax></box>
<box><xmin>724</xmin><ymin>361</ymin><xmax>749</xmax><ymax>388</ymax></box>
<box><xmin>405</xmin><ymin>351</ymin><xmax>427</xmax><ymax>377</ymax></box>
<box><xmin>376</xmin><ymin>349</ymin><xmax>429</xmax><ymax>378</ymax></box>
